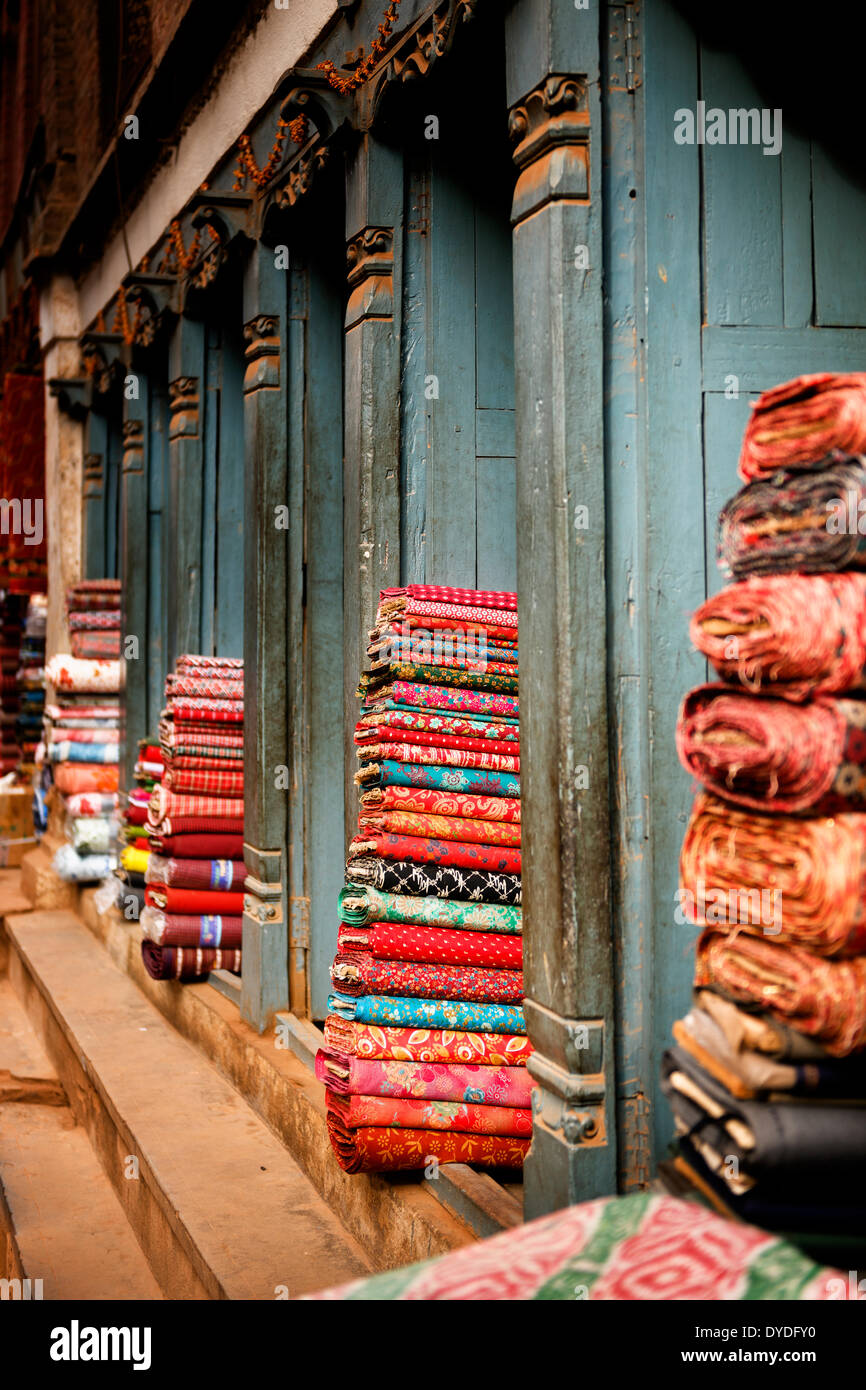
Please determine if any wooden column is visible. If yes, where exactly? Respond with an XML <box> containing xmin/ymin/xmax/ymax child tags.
<box><xmin>342</xmin><ymin>136</ymin><xmax>403</xmax><ymax>844</ymax></box>
<box><xmin>166</xmin><ymin>318</ymin><xmax>206</xmax><ymax>667</ymax></box>
<box><xmin>506</xmin><ymin>0</ymin><xmax>617</xmax><ymax>1216</ymax></box>
<box><xmin>120</xmin><ymin>373</ymin><xmax>150</xmax><ymax>788</ymax></box>
<box><xmin>82</xmin><ymin>408</ymin><xmax>108</xmax><ymax>580</ymax></box>
<box><xmin>241</xmin><ymin>243</ymin><xmax>290</xmax><ymax>1031</ymax></box>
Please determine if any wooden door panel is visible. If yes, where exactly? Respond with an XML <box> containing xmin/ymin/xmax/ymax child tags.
<box><xmin>812</xmin><ymin>148</ymin><xmax>866</xmax><ymax>327</ymax></box>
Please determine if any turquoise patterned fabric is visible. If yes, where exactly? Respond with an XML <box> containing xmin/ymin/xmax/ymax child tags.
<box><xmin>327</xmin><ymin>991</ymin><xmax>526</xmax><ymax>1034</ymax></box>
<box><xmin>361</xmin><ymin>760</ymin><xmax>520</xmax><ymax>799</ymax></box>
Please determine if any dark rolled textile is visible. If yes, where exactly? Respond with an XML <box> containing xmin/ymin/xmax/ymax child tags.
<box><xmin>346</xmin><ymin>855</ymin><xmax>522</xmax><ymax>905</ymax></box>
<box><xmin>141</xmin><ymin>939</ymin><xmax>242</xmax><ymax>981</ymax></box>
<box><xmin>738</xmin><ymin>373</ymin><xmax>866</xmax><ymax>482</ymax></box>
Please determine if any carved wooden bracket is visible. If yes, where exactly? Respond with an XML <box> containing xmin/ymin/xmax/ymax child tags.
<box><xmin>82</xmin><ymin>453</ymin><xmax>104</xmax><ymax>499</ymax></box>
<box><xmin>168</xmin><ymin>376</ymin><xmax>200</xmax><ymax>441</ymax></box>
<box><xmin>121</xmin><ymin>271</ymin><xmax>177</xmax><ymax>348</ymax></box>
<box><xmin>345</xmin><ymin>226</ymin><xmax>394</xmax><ymax>329</ymax></box>
<box><xmin>185</xmin><ymin>194</ymin><xmax>253</xmax><ymax>296</ymax></box>
<box><xmin>80</xmin><ymin>332</ymin><xmax>126</xmax><ymax>397</ymax></box>
<box><xmin>48</xmin><ymin>376</ymin><xmax>91</xmax><ymax>421</ymax></box>
<box><xmin>243</xmin><ymin>314</ymin><xmax>280</xmax><ymax>393</ymax></box>
<box><xmin>508</xmin><ymin>75</ymin><xmax>590</xmax><ymax>225</ymax></box>
<box><xmin>122</xmin><ymin>419</ymin><xmax>145</xmax><ymax>474</ymax></box>
<box><xmin>367</xmin><ymin>0</ymin><xmax>478</xmax><ymax>122</ymax></box>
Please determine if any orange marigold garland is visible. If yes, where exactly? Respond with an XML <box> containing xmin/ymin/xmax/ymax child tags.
<box><xmin>317</xmin><ymin>0</ymin><xmax>401</xmax><ymax>93</ymax></box>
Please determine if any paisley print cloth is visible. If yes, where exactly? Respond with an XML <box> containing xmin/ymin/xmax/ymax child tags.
<box><xmin>324</xmin><ymin>1015</ymin><xmax>532</xmax><ymax>1065</ymax></box>
<box><xmin>305</xmin><ymin>1192</ymin><xmax>849</xmax><ymax>1300</ymax></box>
<box><xmin>378</xmin><ymin>584</ymin><xmax>517</xmax><ymax>612</ymax></box>
<box><xmin>357</xmin><ymin>742</ymin><xmax>519</xmax><ymax>772</ymax></box>
<box><xmin>357</xmin><ymin>810</ymin><xmax>521</xmax><ymax>847</ymax></box>
<box><xmin>339</xmin><ymin>884</ymin><xmax>522</xmax><ymax>933</ymax></box>
<box><xmin>316</xmin><ymin>1049</ymin><xmax>533</xmax><ymax>1105</ymax></box>
<box><xmin>356</xmin><ymin>760</ymin><xmax>520</xmax><ymax>799</ymax></box>
<box><xmin>376</xmin><ymin>594</ymin><xmax>518</xmax><ymax>629</ymax></box>
<box><xmin>348</xmin><ymin>832</ymin><xmax>521</xmax><ymax>874</ymax></box>
<box><xmin>359</xmin><ymin>662</ymin><xmax>517</xmax><ymax>697</ymax></box>
<box><xmin>331</xmin><ymin>953</ymin><xmax>524</xmax><ymax>1004</ymax></box>
<box><xmin>337</xmin><ymin>921</ymin><xmax>522</xmax><ymax>969</ymax></box>
<box><xmin>356</xmin><ymin>708</ymin><xmax>519</xmax><ymax>743</ymax></box>
<box><xmin>327</xmin><ymin>991</ymin><xmax>526</xmax><ymax>1034</ymax></box>
<box><xmin>325</xmin><ymin>1119</ymin><xmax>528</xmax><ymax>1173</ymax></box>
<box><xmin>355</xmin><ymin>724</ymin><xmax>519</xmax><ymax>757</ymax></box>
<box><xmin>346</xmin><ymin>855</ymin><xmax>522</xmax><ymax>905</ymax></box>
<box><xmin>359</xmin><ymin>785</ymin><xmax>520</xmax><ymax>823</ymax></box>
<box><xmin>363</xmin><ymin>679</ymin><xmax>519</xmax><ymax>720</ymax></box>
<box><xmin>327</xmin><ymin>1091</ymin><xmax>532</xmax><ymax>1138</ymax></box>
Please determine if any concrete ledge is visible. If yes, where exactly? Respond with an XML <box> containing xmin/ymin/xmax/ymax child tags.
<box><xmin>19</xmin><ymin>843</ymin><xmax>79</xmax><ymax>912</ymax></box>
<box><xmin>78</xmin><ymin>890</ymin><xmax>480</xmax><ymax>1269</ymax></box>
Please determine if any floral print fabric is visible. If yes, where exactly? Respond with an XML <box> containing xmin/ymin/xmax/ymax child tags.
<box><xmin>357</xmin><ymin>810</ymin><xmax>521</xmax><ymax>847</ymax></box>
<box><xmin>315</xmin><ymin>1049</ymin><xmax>533</xmax><ymax>1105</ymax></box>
<box><xmin>356</xmin><ymin>708</ymin><xmax>519</xmax><ymax>743</ymax></box>
<box><xmin>331</xmin><ymin>952</ymin><xmax>523</xmax><ymax>1004</ymax></box>
<box><xmin>325</xmin><ymin>1118</ymin><xmax>528</xmax><ymax>1173</ymax></box>
<box><xmin>346</xmin><ymin>855</ymin><xmax>522</xmax><ymax>905</ymax></box>
<box><xmin>323</xmin><ymin>1015</ymin><xmax>533</xmax><ymax>1065</ymax></box>
<box><xmin>327</xmin><ymin>1091</ymin><xmax>531</xmax><ymax>1138</ymax></box>
<box><xmin>356</xmin><ymin>759</ymin><xmax>520</xmax><ymax>799</ymax></box>
<box><xmin>338</xmin><ymin>884</ymin><xmax>522</xmax><ymax>933</ymax></box>
<box><xmin>364</xmin><ymin>679</ymin><xmax>519</xmax><ymax>720</ymax></box>
<box><xmin>337</xmin><ymin>921</ymin><xmax>522</xmax><ymax>969</ymax></box>
<box><xmin>357</xmin><ymin>741</ymin><xmax>519</xmax><ymax>772</ymax></box>
<box><xmin>359</xmin><ymin>785</ymin><xmax>520</xmax><ymax>823</ymax></box>
<box><xmin>348</xmin><ymin>831</ymin><xmax>521</xmax><ymax>874</ymax></box>
<box><xmin>327</xmin><ymin>990</ymin><xmax>526</xmax><ymax>1034</ymax></box>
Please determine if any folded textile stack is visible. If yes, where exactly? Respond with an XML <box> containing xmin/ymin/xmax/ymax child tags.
<box><xmin>670</xmin><ymin>373</ymin><xmax>866</xmax><ymax>1242</ymax></box>
<box><xmin>114</xmin><ymin>735</ymin><xmax>166</xmax><ymax>922</ymax></box>
<box><xmin>43</xmin><ymin>646</ymin><xmax>121</xmax><ymax>882</ymax></box>
<box><xmin>0</xmin><ymin>591</ymin><xmax>27</xmax><ymax>774</ymax></box>
<box><xmin>66</xmin><ymin>579</ymin><xmax>122</xmax><ymax>659</ymax></box>
<box><xmin>319</xmin><ymin>584</ymin><xmax>532</xmax><ymax>1174</ymax></box>
<box><xmin>140</xmin><ymin>655</ymin><xmax>244</xmax><ymax>982</ymax></box>
<box><xmin>15</xmin><ymin>593</ymin><xmax>46</xmax><ymax>775</ymax></box>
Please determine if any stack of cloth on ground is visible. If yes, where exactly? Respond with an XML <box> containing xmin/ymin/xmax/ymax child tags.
<box><xmin>0</xmin><ymin>591</ymin><xmax>27</xmax><ymax>774</ymax></box>
<box><xmin>670</xmin><ymin>373</ymin><xmax>866</xmax><ymax>1242</ymax></box>
<box><xmin>304</xmin><ymin>1192</ymin><xmax>852</xmax><ymax>1301</ymax></box>
<box><xmin>319</xmin><ymin>584</ymin><xmax>532</xmax><ymax>1174</ymax></box>
<box><xmin>114</xmin><ymin>735</ymin><xmax>166</xmax><ymax>923</ymax></box>
<box><xmin>141</xmin><ymin>654</ymin><xmax>244</xmax><ymax>982</ymax></box>
<box><xmin>66</xmin><ymin>579</ymin><xmax>122</xmax><ymax>659</ymax></box>
<box><xmin>15</xmin><ymin>593</ymin><xmax>46</xmax><ymax>776</ymax></box>
<box><xmin>43</xmin><ymin>635</ymin><xmax>121</xmax><ymax>882</ymax></box>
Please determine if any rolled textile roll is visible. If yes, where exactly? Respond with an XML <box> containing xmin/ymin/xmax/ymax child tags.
<box><xmin>120</xmin><ymin>845</ymin><xmax>150</xmax><ymax>876</ymax></box>
<box><xmin>330</xmin><ymin>953</ymin><xmax>524</xmax><ymax>1004</ymax></box>
<box><xmin>324</xmin><ymin>1014</ymin><xmax>532</xmax><ymax>1064</ymax></box>
<box><xmin>148</xmin><ymin>816</ymin><xmax>244</xmax><ymax>835</ymax></box>
<box><xmin>357</xmin><ymin>810</ymin><xmax>520</xmax><ymax>847</ymax></box>
<box><xmin>140</xmin><ymin>905</ymin><xmax>242</xmax><ymax>948</ymax></box>
<box><xmin>362</xmin><ymin>679</ymin><xmax>519</xmax><ymax>721</ymax></box>
<box><xmin>69</xmin><ymin>816</ymin><xmax>115</xmax><ymax>855</ymax></box>
<box><xmin>359</xmin><ymin>785</ymin><xmax>520</xmax><ymax>823</ymax></box>
<box><xmin>45</xmin><ymin>655</ymin><xmax>121</xmax><ymax>693</ymax></box>
<box><xmin>145</xmin><ymin>855</ymin><xmax>245</xmax><ymax>890</ymax></box>
<box><xmin>327</xmin><ymin>990</ymin><xmax>526</xmax><ymax>1034</ymax></box>
<box><xmin>347</xmin><ymin>832</ymin><xmax>521</xmax><ymax>875</ymax></box>
<box><xmin>325</xmin><ymin>1117</ymin><xmax>528</xmax><ymax>1173</ymax></box>
<box><xmin>144</xmin><ymin>885</ymin><xmax>245</xmax><ymax>914</ymax></box>
<box><xmin>52</xmin><ymin>844</ymin><xmax>114</xmax><ymax>881</ymax></box>
<box><xmin>377</xmin><ymin>584</ymin><xmax>517</xmax><ymax>613</ymax></box>
<box><xmin>49</xmin><ymin>741</ymin><xmax>119</xmax><ymax>763</ymax></box>
<box><xmin>141</xmin><ymin>940</ymin><xmax>242</xmax><ymax>980</ymax></box>
<box><xmin>148</xmin><ymin>787</ymin><xmax>244</xmax><ymax>823</ymax></box>
<box><xmin>169</xmin><ymin>698</ymin><xmax>243</xmax><ymax>722</ymax></box>
<box><xmin>65</xmin><ymin>791</ymin><xmax>118</xmax><ymax>816</ymax></box>
<box><xmin>70</xmin><ymin>631</ymin><xmax>122</xmax><ymax>659</ymax></box>
<box><xmin>720</xmin><ymin>454</ymin><xmax>866</xmax><ymax>578</ymax></box>
<box><xmin>53</xmin><ymin>762</ymin><xmax>119</xmax><ymax>794</ymax></box>
<box><xmin>337</xmin><ymin>921</ymin><xmax>522</xmax><ymax>970</ymax></box>
<box><xmin>326</xmin><ymin>1090</ymin><xmax>532</xmax><ymax>1138</ymax></box>
<box><xmin>676</xmin><ymin>685</ymin><xmax>866</xmax><ymax>813</ymax></box>
<box><xmin>339</xmin><ymin>883</ymin><xmax>522</xmax><ymax>933</ymax></box>
<box><xmin>148</xmin><ymin>833</ymin><xmax>244</xmax><ymax>859</ymax></box>
<box><xmin>162</xmin><ymin>768</ymin><xmax>244</xmax><ymax>795</ymax></box>
<box><xmin>357</xmin><ymin>741</ymin><xmax>519</xmax><ymax>773</ymax></box>
<box><xmin>690</xmin><ymin>572</ymin><xmax>866</xmax><ymax>700</ymax></box>
<box><xmin>356</xmin><ymin>759</ymin><xmax>520</xmax><ymax>799</ymax></box>
<box><xmin>68</xmin><ymin>610</ymin><xmax>122</xmax><ymax>630</ymax></box>
<box><xmin>738</xmin><ymin>373</ymin><xmax>866</xmax><ymax>481</ymax></box>
<box><xmin>356</xmin><ymin>707</ymin><xmax>520</xmax><ymax>743</ymax></box>
<box><xmin>346</xmin><ymin>855</ymin><xmax>522</xmax><ymax>905</ymax></box>
<box><xmin>693</xmin><ymin>987</ymin><xmax>833</xmax><ymax>1061</ymax></box>
<box><xmin>316</xmin><ymin>1048</ymin><xmax>533</xmax><ymax>1105</ymax></box>
<box><xmin>694</xmin><ymin>929</ymin><xmax>866</xmax><ymax>1056</ymax></box>
<box><xmin>680</xmin><ymin>792</ymin><xmax>866</xmax><ymax>954</ymax></box>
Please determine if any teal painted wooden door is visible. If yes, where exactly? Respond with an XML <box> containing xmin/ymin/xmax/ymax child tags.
<box><xmin>620</xmin><ymin>0</ymin><xmax>866</xmax><ymax>1181</ymax></box>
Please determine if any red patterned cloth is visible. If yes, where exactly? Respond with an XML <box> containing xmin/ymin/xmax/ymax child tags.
<box><xmin>378</xmin><ymin>594</ymin><xmax>518</xmax><ymax>630</ymax></box>
<box><xmin>325</xmin><ymin>1119</ymin><xmax>528</xmax><ymax>1172</ymax></box>
<box><xmin>176</xmin><ymin>655</ymin><xmax>243</xmax><ymax>671</ymax></box>
<box><xmin>149</xmin><ymin>833</ymin><xmax>244</xmax><ymax>858</ymax></box>
<box><xmin>144</xmin><ymin>856</ymin><xmax>245</xmax><ymax>890</ymax></box>
<box><xmin>66</xmin><ymin>589</ymin><xmax>121</xmax><ymax>611</ymax></box>
<box><xmin>356</xmin><ymin>708</ymin><xmax>519</xmax><ymax>743</ymax></box>
<box><xmin>51</xmin><ymin>727</ymin><xmax>119</xmax><ymax>744</ymax></box>
<box><xmin>141</xmin><ymin>940</ymin><xmax>241</xmax><ymax>980</ymax></box>
<box><xmin>349</xmin><ymin>832</ymin><xmax>521</xmax><ymax>874</ymax></box>
<box><xmin>316</xmin><ymin>1048</ymin><xmax>533</xmax><ymax>1105</ymax></box>
<box><xmin>358</xmin><ymin>810</ymin><xmax>520</xmax><ymax>847</ymax></box>
<box><xmin>144</xmin><ymin>885</ymin><xmax>245</xmax><ymax>914</ymax></box>
<box><xmin>167</xmin><ymin>674</ymin><xmax>244</xmax><ymax>700</ymax></box>
<box><xmin>331</xmin><ymin>952</ymin><xmax>523</xmax><ymax>1004</ymax></box>
<box><xmin>162</xmin><ymin>767</ymin><xmax>244</xmax><ymax>795</ymax></box>
<box><xmin>380</xmin><ymin>585</ymin><xmax>517</xmax><ymax>612</ymax></box>
<box><xmin>149</xmin><ymin>788</ymin><xmax>244</xmax><ymax>821</ymax></box>
<box><xmin>357</xmin><ymin>741</ymin><xmax>519</xmax><ymax>773</ymax></box>
<box><xmin>68</xmin><ymin>610</ymin><xmax>122</xmax><ymax>630</ymax></box>
<box><xmin>149</xmin><ymin>816</ymin><xmax>244</xmax><ymax>835</ymax></box>
<box><xmin>359</xmin><ymin>786</ymin><xmax>520</xmax><ymax>823</ymax></box>
<box><xmin>365</xmin><ymin>680</ymin><xmax>519</xmax><ymax>720</ymax></box>
<box><xmin>324</xmin><ymin>1015</ymin><xmax>533</xmax><ymax>1064</ymax></box>
<box><xmin>170</xmin><ymin>754</ymin><xmax>244</xmax><ymax>770</ymax></box>
<box><xmin>327</xmin><ymin>1091</ymin><xmax>531</xmax><ymax>1138</ymax></box>
<box><xmin>739</xmin><ymin>373</ymin><xmax>866</xmax><ymax>481</ymax></box>
<box><xmin>337</xmin><ymin>922</ymin><xmax>522</xmax><ymax>970</ymax></box>
<box><xmin>355</xmin><ymin>724</ymin><xmax>518</xmax><ymax>757</ymax></box>
<box><xmin>70</xmin><ymin>632</ymin><xmax>122</xmax><ymax>659</ymax></box>
<box><xmin>169</xmin><ymin>699</ymin><xmax>243</xmax><ymax>722</ymax></box>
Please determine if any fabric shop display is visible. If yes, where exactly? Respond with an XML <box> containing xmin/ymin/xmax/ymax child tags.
<box><xmin>668</xmin><ymin>373</ymin><xmax>866</xmax><ymax>1245</ymax></box>
<box><xmin>320</xmin><ymin>585</ymin><xmax>531</xmax><ymax>1174</ymax></box>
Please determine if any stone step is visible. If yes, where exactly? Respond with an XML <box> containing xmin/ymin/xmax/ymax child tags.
<box><xmin>0</xmin><ymin>977</ymin><xmax>163</xmax><ymax>1299</ymax></box>
<box><xmin>4</xmin><ymin>910</ymin><xmax>371</xmax><ymax>1299</ymax></box>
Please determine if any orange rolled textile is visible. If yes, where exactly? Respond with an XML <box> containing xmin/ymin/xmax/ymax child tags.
<box><xmin>694</xmin><ymin>929</ymin><xmax>866</xmax><ymax>1057</ymax></box>
<box><xmin>690</xmin><ymin>572</ymin><xmax>866</xmax><ymax>701</ymax></box>
<box><xmin>675</xmin><ymin>684</ymin><xmax>859</xmax><ymax>814</ymax></box>
<box><xmin>738</xmin><ymin>372</ymin><xmax>866</xmax><ymax>482</ymax></box>
<box><xmin>679</xmin><ymin>792</ymin><xmax>866</xmax><ymax>956</ymax></box>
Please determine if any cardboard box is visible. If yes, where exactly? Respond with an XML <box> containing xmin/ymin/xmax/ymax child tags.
<box><xmin>0</xmin><ymin>836</ymin><xmax>36</xmax><ymax>867</ymax></box>
<box><xmin>0</xmin><ymin>789</ymin><xmax>33</xmax><ymax>841</ymax></box>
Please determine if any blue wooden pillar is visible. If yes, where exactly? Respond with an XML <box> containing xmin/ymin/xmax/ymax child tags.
<box><xmin>82</xmin><ymin>407</ymin><xmax>109</xmax><ymax>580</ymax></box>
<box><xmin>166</xmin><ymin>318</ymin><xmax>206</xmax><ymax>666</ymax></box>
<box><xmin>505</xmin><ymin>0</ymin><xmax>617</xmax><ymax>1217</ymax></box>
<box><xmin>120</xmin><ymin>367</ymin><xmax>150</xmax><ymax>788</ymax></box>
<box><xmin>342</xmin><ymin>135</ymin><xmax>403</xmax><ymax>844</ymax></box>
<box><xmin>241</xmin><ymin>241</ymin><xmax>290</xmax><ymax>1031</ymax></box>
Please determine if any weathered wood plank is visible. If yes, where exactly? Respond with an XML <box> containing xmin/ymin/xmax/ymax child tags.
<box><xmin>120</xmin><ymin>373</ymin><xmax>150</xmax><ymax>790</ymax></box>
<box><xmin>166</xmin><ymin>317</ymin><xmax>207</xmax><ymax>668</ymax></box>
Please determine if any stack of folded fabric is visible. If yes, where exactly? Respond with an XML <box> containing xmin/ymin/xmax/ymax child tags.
<box><xmin>15</xmin><ymin>593</ymin><xmax>46</xmax><ymax>775</ymax></box>
<box><xmin>66</xmin><ymin>579</ymin><xmax>122</xmax><ymax>658</ymax></box>
<box><xmin>668</xmin><ymin>373</ymin><xmax>866</xmax><ymax>1242</ymax></box>
<box><xmin>43</xmin><ymin>648</ymin><xmax>121</xmax><ymax>882</ymax></box>
<box><xmin>0</xmin><ymin>591</ymin><xmax>28</xmax><ymax>774</ymax></box>
<box><xmin>141</xmin><ymin>655</ymin><xmax>244</xmax><ymax>983</ymax></box>
<box><xmin>115</xmin><ymin>735</ymin><xmax>166</xmax><ymax>921</ymax></box>
<box><xmin>319</xmin><ymin>584</ymin><xmax>532</xmax><ymax>1174</ymax></box>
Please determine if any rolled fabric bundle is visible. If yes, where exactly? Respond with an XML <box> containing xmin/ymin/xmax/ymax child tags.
<box><xmin>347</xmin><ymin>832</ymin><xmax>521</xmax><ymax>875</ymax></box>
<box><xmin>362</xmin><ymin>679</ymin><xmax>519</xmax><ymax>721</ymax></box>
<box><xmin>145</xmin><ymin>855</ymin><xmax>245</xmax><ymax>890</ymax></box>
<box><xmin>325</xmin><ymin>1117</ymin><xmax>528</xmax><ymax>1173</ymax></box>
<box><xmin>68</xmin><ymin>610</ymin><xmax>122</xmax><ymax>630</ymax></box>
<box><xmin>357</xmin><ymin>810</ymin><xmax>520</xmax><ymax>847</ymax></box>
<box><xmin>70</xmin><ymin>632</ymin><xmax>122</xmax><ymax>659</ymax></box>
<box><xmin>66</xmin><ymin>587</ymin><xmax>121</xmax><ymax>610</ymax></box>
<box><xmin>377</xmin><ymin>584</ymin><xmax>517</xmax><ymax>613</ymax></box>
<box><xmin>65</xmin><ymin>791</ymin><xmax>119</xmax><ymax>816</ymax></box>
<box><xmin>720</xmin><ymin>455</ymin><xmax>866</xmax><ymax>578</ymax></box>
<box><xmin>328</xmin><ymin>990</ymin><xmax>526</xmax><ymax>1035</ymax></box>
<box><xmin>316</xmin><ymin>1048</ymin><xmax>533</xmax><ymax>1105</ymax></box>
<box><xmin>69</xmin><ymin>816</ymin><xmax>115</xmax><ymax>855</ymax></box>
<box><xmin>355</xmin><ymin>723</ymin><xmax>519</xmax><ymax>757</ymax></box>
<box><xmin>53</xmin><ymin>727</ymin><xmax>120</xmax><ymax>744</ymax></box>
<box><xmin>120</xmin><ymin>845</ymin><xmax>150</xmax><ymax>876</ymax></box>
<box><xmin>357</xmin><ymin>741</ymin><xmax>519</xmax><ymax>773</ymax></box>
<box><xmin>339</xmin><ymin>883</ymin><xmax>522</xmax><ymax>934</ymax></box>
<box><xmin>324</xmin><ymin>1014</ymin><xmax>532</xmax><ymax>1065</ymax></box>
<box><xmin>176</xmin><ymin>654</ymin><xmax>244</xmax><ymax>671</ymax></box>
<box><xmin>53</xmin><ymin>762</ymin><xmax>119</xmax><ymax>794</ymax></box>
<box><xmin>165</xmin><ymin>674</ymin><xmax>244</xmax><ymax>700</ymax></box>
<box><xmin>49</xmin><ymin>740</ymin><xmax>119</xmax><ymax>763</ymax></box>
<box><xmin>680</xmin><ymin>793</ymin><xmax>866</xmax><ymax>955</ymax></box>
<box><xmin>52</xmin><ymin>844</ymin><xmax>114</xmax><ymax>881</ymax></box>
<box><xmin>170</xmin><ymin>754</ymin><xmax>244</xmax><ymax>770</ymax></box>
<box><xmin>148</xmin><ymin>816</ymin><xmax>244</xmax><ymax>836</ymax></box>
<box><xmin>45</xmin><ymin>655</ymin><xmax>121</xmax><ymax>692</ymax></box>
<box><xmin>148</xmin><ymin>833</ymin><xmax>244</xmax><ymax>859</ymax></box>
<box><xmin>359</xmin><ymin>662</ymin><xmax>518</xmax><ymax>698</ymax></box>
<box><xmin>346</xmin><ymin>855</ymin><xmax>521</xmax><ymax>905</ymax></box>
<box><xmin>356</xmin><ymin>759</ymin><xmax>520</xmax><ymax>799</ymax></box>
<box><xmin>690</xmin><ymin>572</ymin><xmax>866</xmax><ymax>700</ymax></box>
<box><xmin>140</xmin><ymin>905</ymin><xmax>242</xmax><ymax>948</ymax></box>
<box><xmin>369</xmin><ymin>628</ymin><xmax>519</xmax><ymax>667</ymax></box>
<box><xmin>694</xmin><ymin>929</ymin><xmax>866</xmax><ymax>1055</ymax></box>
<box><xmin>326</xmin><ymin>1091</ymin><xmax>532</xmax><ymax>1138</ymax></box>
<box><xmin>330</xmin><ymin>952</ymin><xmax>524</xmax><ymax>1004</ymax></box>
<box><xmin>169</xmin><ymin>698</ymin><xmax>243</xmax><ymax>723</ymax></box>
<box><xmin>359</xmin><ymin>785</ymin><xmax>520</xmax><ymax>823</ymax></box>
<box><xmin>141</xmin><ymin>940</ymin><xmax>242</xmax><ymax>980</ymax></box>
<box><xmin>144</xmin><ymin>884</ymin><xmax>245</xmax><ymax>914</ymax></box>
<box><xmin>337</xmin><ymin>921</ymin><xmax>522</xmax><ymax>970</ymax></box>
<box><xmin>676</xmin><ymin>685</ymin><xmax>866</xmax><ymax>813</ymax></box>
<box><xmin>162</xmin><ymin>767</ymin><xmax>244</xmax><ymax>795</ymax></box>
<box><xmin>693</xmin><ymin>987</ymin><xmax>834</xmax><ymax>1061</ymax></box>
<box><xmin>356</xmin><ymin>707</ymin><xmax>519</xmax><ymax>743</ymax></box>
<box><xmin>148</xmin><ymin>787</ymin><xmax>244</xmax><ymax>823</ymax></box>
<box><xmin>738</xmin><ymin>373</ymin><xmax>866</xmax><ymax>481</ymax></box>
